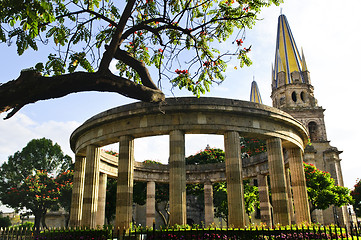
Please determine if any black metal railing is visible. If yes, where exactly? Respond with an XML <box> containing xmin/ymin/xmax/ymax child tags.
<box><xmin>1</xmin><ymin>224</ymin><xmax>360</xmax><ymax>240</ymax></box>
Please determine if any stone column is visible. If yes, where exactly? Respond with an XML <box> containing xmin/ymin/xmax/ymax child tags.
<box><xmin>82</xmin><ymin>145</ymin><xmax>100</xmax><ymax>228</ymax></box>
<box><xmin>96</xmin><ymin>173</ymin><xmax>107</xmax><ymax>227</ymax></box>
<box><xmin>169</xmin><ymin>130</ymin><xmax>186</xmax><ymax>226</ymax></box>
<box><xmin>69</xmin><ymin>155</ymin><xmax>86</xmax><ymax>227</ymax></box>
<box><xmin>285</xmin><ymin>168</ymin><xmax>295</xmax><ymax>224</ymax></box>
<box><xmin>266</xmin><ymin>138</ymin><xmax>291</xmax><ymax>226</ymax></box>
<box><xmin>288</xmin><ymin>148</ymin><xmax>311</xmax><ymax>224</ymax></box>
<box><xmin>257</xmin><ymin>174</ymin><xmax>272</xmax><ymax>226</ymax></box>
<box><xmin>204</xmin><ymin>181</ymin><xmax>214</xmax><ymax>227</ymax></box>
<box><xmin>115</xmin><ymin>135</ymin><xmax>135</xmax><ymax>232</ymax></box>
<box><xmin>224</xmin><ymin>131</ymin><xmax>245</xmax><ymax>228</ymax></box>
<box><xmin>146</xmin><ymin>181</ymin><xmax>156</xmax><ymax>227</ymax></box>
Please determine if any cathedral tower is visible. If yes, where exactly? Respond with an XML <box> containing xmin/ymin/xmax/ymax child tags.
<box><xmin>271</xmin><ymin>14</ymin><xmax>327</xmax><ymax>143</ymax></box>
<box><xmin>271</xmin><ymin>14</ymin><xmax>347</xmax><ymax>226</ymax></box>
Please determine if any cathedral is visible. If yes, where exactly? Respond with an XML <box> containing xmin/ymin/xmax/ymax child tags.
<box><xmin>251</xmin><ymin>14</ymin><xmax>348</xmax><ymax>226</ymax></box>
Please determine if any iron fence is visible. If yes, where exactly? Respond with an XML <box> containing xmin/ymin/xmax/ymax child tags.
<box><xmin>1</xmin><ymin>224</ymin><xmax>360</xmax><ymax>240</ymax></box>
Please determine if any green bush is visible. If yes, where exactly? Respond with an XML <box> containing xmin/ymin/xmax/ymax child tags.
<box><xmin>35</xmin><ymin>228</ymin><xmax>112</xmax><ymax>240</ymax></box>
<box><xmin>10</xmin><ymin>221</ymin><xmax>34</xmax><ymax>229</ymax></box>
<box><xmin>0</xmin><ymin>215</ymin><xmax>12</xmax><ymax>227</ymax></box>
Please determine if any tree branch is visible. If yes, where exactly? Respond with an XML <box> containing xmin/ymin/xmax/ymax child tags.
<box><xmin>40</xmin><ymin>9</ymin><xmax>118</xmax><ymax>29</ymax></box>
<box><xmin>0</xmin><ymin>70</ymin><xmax>165</xmax><ymax>119</ymax></box>
<box><xmin>99</xmin><ymin>0</ymin><xmax>136</xmax><ymax>70</ymax></box>
<box><xmin>111</xmin><ymin>47</ymin><xmax>158</xmax><ymax>90</ymax></box>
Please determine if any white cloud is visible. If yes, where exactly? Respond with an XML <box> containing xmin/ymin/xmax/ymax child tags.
<box><xmin>0</xmin><ymin>113</ymin><xmax>80</xmax><ymax>164</ymax></box>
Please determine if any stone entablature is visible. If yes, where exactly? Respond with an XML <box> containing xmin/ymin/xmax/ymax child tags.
<box><xmin>70</xmin><ymin>97</ymin><xmax>308</xmax><ymax>155</ymax></box>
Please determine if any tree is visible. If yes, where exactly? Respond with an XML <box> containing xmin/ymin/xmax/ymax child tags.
<box><xmin>5</xmin><ymin>170</ymin><xmax>60</xmax><ymax>230</ymax></box>
<box><xmin>304</xmin><ymin>162</ymin><xmax>353</xmax><ymax>216</ymax></box>
<box><xmin>0</xmin><ymin>138</ymin><xmax>72</xmax><ymax>230</ymax></box>
<box><xmin>186</xmin><ymin>147</ymin><xmax>225</xmax><ymax>165</ymax></box>
<box><xmin>132</xmin><ymin>180</ymin><xmax>170</xmax><ymax>226</ymax></box>
<box><xmin>243</xmin><ymin>180</ymin><xmax>259</xmax><ymax>223</ymax></box>
<box><xmin>0</xmin><ymin>214</ymin><xmax>12</xmax><ymax>228</ymax></box>
<box><xmin>240</xmin><ymin>137</ymin><xmax>266</xmax><ymax>158</ymax></box>
<box><xmin>186</xmin><ymin>148</ymin><xmax>259</xmax><ymax>224</ymax></box>
<box><xmin>105</xmin><ymin>160</ymin><xmax>170</xmax><ymax>226</ymax></box>
<box><xmin>0</xmin><ymin>0</ymin><xmax>281</xmax><ymax>119</ymax></box>
<box><xmin>105</xmin><ymin>178</ymin><xmax>117</xmax><ymax>224</ymax></box>
<box><xmin>351</xmin><ymin>178</ymin><xmax>361</xmax><ymax>217</ymax></box>
<box><xmin>54</xmin><ymin>168</ymin><xmax>74</xmax><ymax>227</ymax></box>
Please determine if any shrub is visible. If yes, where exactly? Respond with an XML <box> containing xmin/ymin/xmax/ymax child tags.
<box><xmin>0</xmin><ymin>215</ymin><xmax>12</xmax><ymax>228</ymax></box>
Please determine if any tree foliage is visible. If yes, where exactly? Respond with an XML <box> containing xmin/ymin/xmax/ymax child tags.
<box><xmin>54</xmin><ymin>168</ymin><xmax>74</xmax><ymax>227</ymax></box>
<box><xmin>0</xmin><ymin>215</ymin><xmax>12</xmax><ymax>228</ymax></box>
<box><xmin>186</xmin><ymin>148</ymin><xmax>259</xmax><ymax>224</ymax></box>
<box><xmin>240</xmin><ymin>137</ymin><xmax>266</xmax><ymax>158</ymax></box>
<box><xmin>105</xmin><ymin>160</ymin><xmax>170</xmax><ymax>226</ymax></box>
<box><xmin>186</xmin><ymin>147</ymin><xmax>225</xmax><ymax>165</ymax></box>
<box><xmin>0</xmin><ymin>0</ymin><xmax>281</xmax><ymax>119</ymax></box>
<box><xmin>2</xmin><ymin>170</ymin><xmax>60</xmax><ymax>230</ymax></box>
<box><xmin>304</xmin><ymin>162</ymin><xmax>353</xmax><ymax>214</ymax></box>
<box><xmin>351</xmin><ymin>178</ymin><xmax>361</xmax><ymax>217</ymax></box>
<box><xmin>0</xmin><ymin>138</ymin><xmax>72</xmax><ymax>230</ymax></box>
<box><xmin>105</xmin><ymin>178</ymin><xmax>117</xmax><ymax>224</ymax></box>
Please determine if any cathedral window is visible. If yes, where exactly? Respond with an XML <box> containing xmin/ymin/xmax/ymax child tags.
<box><xmin>308</xmin><ymin>121</ymin><xmax>318</xmax><ymax>142</ymax></box>
<box><xmin>300</xmin><ymin>91</ymin><xmax>305</xmax><ymax>102</ymax></box>
<box><xmin>292</xmin><ymin>91</ymin><xmax>297</xmax><ymax>102</ymax></box>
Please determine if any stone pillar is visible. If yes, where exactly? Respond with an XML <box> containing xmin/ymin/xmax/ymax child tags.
<box><xmin>204</xmin><ymin>181</ymin><xmax>214</xmax><ymax>227</ymax></box>
<box><xmin>146</xmin><ymin>181</ymin><xmax>156</xmax><ymax>227</ymax></box>
<box><xmin>96</xmin><ymin>173</ymin><xmax>107</xmax><ymax>227</ymax></box>
<box><xmin>224</xmin><ymin>131</ymin><xmax>245</xmax><ymax>228</ymax></box>
<box><xmin>257</xmin><ymin>174</ymin><xmax>272</xmax><ymax>226</ymax></box>
<box><xmin>115</xmin><ymin>136</ymin><xmax>135</xmax><ymax>232</ymax></box>
<box><xmin>69</xmin><ymin>155</ymin><xmax>86</xmax><ymax>227</ymax></box>
<box><xmin>82</xmin><ymin>145</ymin><xmax>100</xmax><ymax>228</ymax></box>
<box><xmin>324</xmin><ymin>149</ymin><xmax>348</xmax><ymax>227</ymax></box>
<box><xmin>169</xmin><ymin>130</ymin><xmax>186</xmax><ymax>226</ymax></box>
<box><xmin>288</xmin><ymin>148</ymin><xmax>311</xmax><ymax>224</ymax></box>
<box><xmin>285</xmin><ymin>168</ymin><xmax>295</xmax><ymax>224</ymax></box>
<box><xmin>266</xmin><ymin>138</ymin><xmax>291</xmax><ymax>226</ymax></box>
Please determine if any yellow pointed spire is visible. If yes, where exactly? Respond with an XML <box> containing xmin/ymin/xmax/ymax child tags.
<box><xmin>274</xmin><ymin>14</ymin><xmax>304</xmax><ymax>87</ymax></box>
<box><xmin>250</xmin><ymin>78</ymin><xmax>263</xmax><ymax>104</ymax></box>
<box><xmin>301</xmin><ymin>48</ymin><xmax>308</xmax><ymax>71</ymax></box>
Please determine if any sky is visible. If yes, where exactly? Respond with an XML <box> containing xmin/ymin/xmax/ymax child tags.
<box><xmin>1</xmin><ymin>0</ymin><xmax>361</xmax><ymax>212</ymax></box>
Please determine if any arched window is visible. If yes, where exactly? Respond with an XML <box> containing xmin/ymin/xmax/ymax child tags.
<box><xmin>308</xmin><ymin>121</ymin><xmax>318</xmax><ymax>142</ymax></box>
<box><xmin>292</xmin><ymin>91</ymin><xmax>297</xmax><ymax>102</ymax></box>
<box><xmin>300</xmin><ymin>91</ymin><xmax>305</xmax><ymax>102</ymax></box>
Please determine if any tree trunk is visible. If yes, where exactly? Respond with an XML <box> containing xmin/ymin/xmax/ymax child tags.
<box><xmin>33</xmin><ymin>212</ymin><xmax>42</xmax><ymax>233</ymax></box>
<box><xmin>155</xmin><ymin>202</ymin><xmax>169</xmax><ymax>227</ymax></box>
<box><xmin>41</xmin><ymin>211</ymin><xmax>48</xmax><ymax>230</ymax></box>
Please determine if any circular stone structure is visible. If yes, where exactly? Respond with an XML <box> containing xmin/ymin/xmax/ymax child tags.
<box><xmin>70</xmin><ymin>97</ymin><xmax>308</xmax><ymax>154</ymax></box>
<box><xmin>69</xmin><ymin>97</ymin><xmax>311</xmax><ymax>230</ymax></box>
